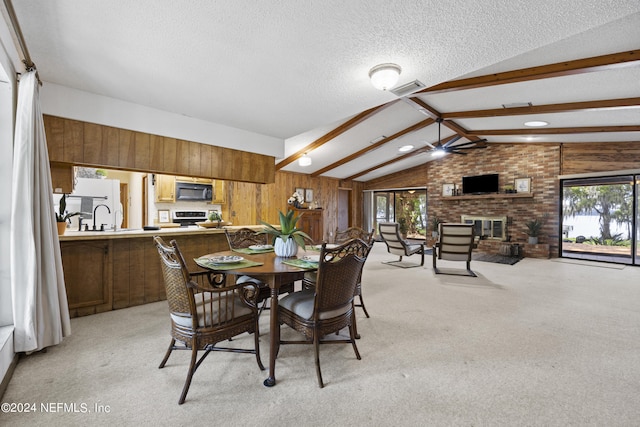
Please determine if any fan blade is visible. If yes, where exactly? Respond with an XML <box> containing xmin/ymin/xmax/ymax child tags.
<box><xmin>442</xmin><ymin>135</ymin><xmax>462</xmax><ymax>149</ymax></box>
<box><xmin>451</xmin><ymin>150</ymin><xmax>468</xmax><ymax>155</ymax></box>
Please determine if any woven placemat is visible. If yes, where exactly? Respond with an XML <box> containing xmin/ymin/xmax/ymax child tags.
<box><xmin>194</xmin><ymin>257</ymin><xmax>264</xmax><ymax>270</ymax></box>
<box><xmin>281</xmin><ymin>259</ymin><xmax>318</xmax><ymax>270</ymax></box>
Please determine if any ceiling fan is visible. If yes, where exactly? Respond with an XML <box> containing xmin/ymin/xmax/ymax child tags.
<box><xmin>425</xmin><ymin>118</ymin><xmax>488</xmax><ymax>156</ymax></box>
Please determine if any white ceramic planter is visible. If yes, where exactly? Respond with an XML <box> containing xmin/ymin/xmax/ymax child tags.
<box><xmin>274</xmin><ymin>237</ymin><xmax>298</xmax><ymax>257</ymax></box>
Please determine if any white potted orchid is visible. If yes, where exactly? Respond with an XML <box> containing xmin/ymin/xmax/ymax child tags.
<box><xmin>287</xmin><ymin>191</ymin><xmax>303</xmax><ymax>208</ymax></box>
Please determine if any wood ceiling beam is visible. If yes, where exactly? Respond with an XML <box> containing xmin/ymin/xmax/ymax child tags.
<box><xmin>275</xmin><ymin>101</ymin><xmax>395</xmax><ymax>170</ymax></box>
<box><xmin>403</xmin><ymin>97</ymin><xmax>481</xmax><ymax>140</ymax></box>
<box><xmin>441</xmin><ymin>97</ymin><xmax>640</xmax><ymax>119</ymax></box>
<box><xmin>310</xmin><ymin>118</ymin><xmax>435</xmax><ymax>177</ymax></box>
<box><xmin>345</xmin><ymin>134</ymin><xmax>459</xmax><ymax>181</ymax></box>
<box><xmin>471</xmin><ymin>125</ymin><xmax>640</xmax><ymax>136</ymax></box>
<box><xmin>417</xmin><ymin>49</ymin><xmax>640</xmax><ymax>94</ymax></box>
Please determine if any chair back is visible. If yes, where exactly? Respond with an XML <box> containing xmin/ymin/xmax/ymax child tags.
<box><xmin>437</xmin><ymin>223</ymin><xmax>475</xmax><ymax>261</ymax></box>
<box><xmin>314</xmin><ymin>239</ymin><xmax>371</xmax><ymax>319</ymax></box>
<box><xmin>225</xmin><ymin>227</ymin><xmax>267</xmax><ymax>249</ymax></box>
<box><xmin>154</xmin><ymin>236</ymin><xmax>193</xmax><ymax>321</ymax></box>
<box><xmin>378</xmin><ymin>222</ymin><xmax>407</xmax><ymax>256</ymax></box>
<box><xmin>334</xmin><ymin>227</ymin><xmax>374</xmax><ymax>245</ymax></box>
<box><xmin>154</xmin><ymin>236</ymin><xmax>257</xmax><ymax>332</ymax></box>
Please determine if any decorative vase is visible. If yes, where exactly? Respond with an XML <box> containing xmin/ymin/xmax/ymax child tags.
<box><xmin>57</xmin><ymin>222</ymin><xmax>67</xmax><ymax>235</ymax></box>
<box><xmin>274</xmin><ymin>237</ymin><xmax>298</xmax><ymax>257</ymax></box>
<box><xmin>528</xmin><ymin>236</ymin><xmax>538</xmax><ymax>244</ymax></box>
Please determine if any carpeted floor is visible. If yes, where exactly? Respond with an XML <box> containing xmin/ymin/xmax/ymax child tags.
<box><xmin>2</xmin><ymin>242</ymin><xmax>640</xmax><ymax>426</ymax></box>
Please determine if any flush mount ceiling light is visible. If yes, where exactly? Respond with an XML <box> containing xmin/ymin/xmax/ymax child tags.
<box><xmin>398</xmin><ymin>144</ymin><xmax>414</xmax><ymax>152</ymax></box>
<box><xmin>368</xmin><ymin>63</ymin><xmax>401</xmax><ymax>91</ymax></box>
<box><xmin>298</xmin><ymin>153</ymin><xmax>312</xmax><ymax>167</ymax></box>
<box><xmin>524</xmin><ymin>120</ymin><xmax>549</xmax><ymax>127</ymax></box>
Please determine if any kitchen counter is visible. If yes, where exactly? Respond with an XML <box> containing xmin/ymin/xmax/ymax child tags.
<box><xmin>58</xmin><ymin>224</ymin><xmax>267</xmax><ymax>317</ymax></box>
<box><xmin>58</xmin><ymin>224</ymin><xmax>264</xmax><ymax>241</ymax></box>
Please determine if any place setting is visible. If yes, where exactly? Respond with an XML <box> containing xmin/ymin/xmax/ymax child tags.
<box><xmin>231</xmin><ymin>244</ymin><xmax>274</xmax><ymax>255</ymax></box>
<box><xmin>194</xmin><ymin>254</ymin><xmax>263</xmax><ymax>270</ymax></box>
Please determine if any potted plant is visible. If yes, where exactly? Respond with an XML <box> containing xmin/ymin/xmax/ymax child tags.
<box><xmin>259</xmin><ymin>209</ymin><xmax>312</xmax><ymax>257</ymax></box>
<box><xmin>55</xmin><ymin>194</ymin><xmax>80</xmax><ymax>235</ymax></box>
<box><xmin>95</xmin><ymin>169</ymin><xmax>107</xmax><ymax>179</ymax></box>
<box><xmin>207</xmin><ymin>210</ymin><xmax>222</xmax><ymax>227</ymax></box>
<box><xmin>398</xmin><ymin>217</ymin><xmax>408</xmax><ymax>239</ymax></box>
<box><xmin>431</xmin><ymin>216</ymin><xmax>441</xmax><ymax>237</ymax></box>
<box><xmin>525</xmin><ymin>218</ymin><xmax>543</xmax><ymax>244</ymax></box>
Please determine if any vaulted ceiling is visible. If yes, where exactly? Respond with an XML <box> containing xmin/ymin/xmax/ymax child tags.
<box><xmin>9</xmin><ymin>1</ymin><xmax>640</xmax><ymax>182</ymax></box>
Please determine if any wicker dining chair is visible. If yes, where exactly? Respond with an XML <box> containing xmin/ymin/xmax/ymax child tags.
<box><xmin>224</xmin><ymin>228</ymin><xmax>296</xmax><ymax>310</ymax></box>
<box><xmin>302</xmin><ymin>227</ymin><xmax>374</xmax><ymax>339</ymax></box>
<box><xmin>278</xmin><ymin>239</ymin><xmax>372</xmax><ymax>387</ymax></box>
<box><xmin>154</xmin><ymin>236</ymin><xmax>264</xmax><ymax>404</ymax></box>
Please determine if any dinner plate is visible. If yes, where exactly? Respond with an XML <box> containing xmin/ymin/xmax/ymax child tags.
<box><xmin>302</xmin><ymin>255</ymin><xmax>320</xmax><ymax>263</ymax></box>
<box><xmin>248</xmin><ymin>244</ymin><xmax>273</xmax><ymax>250</ymax></box>
<box><xmin>207</xmin><ymin>255</ymin><xmax>244</xmax><ymax>264</ymax></box>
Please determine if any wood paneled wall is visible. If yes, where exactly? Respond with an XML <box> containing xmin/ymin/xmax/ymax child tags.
<box><xmin>43</xmin><ymin>114</ymin><xmax>275</xmax><ymax>184</ymax></box>
<box><xmin>223</xmin><ymin>171</ymin><xmax>364</xmax><ymax>240</ymax></box>
<box><xmin>561</xmin><ymin>141</ymin><xmax>640</xmax><ymax>175</ymax></box>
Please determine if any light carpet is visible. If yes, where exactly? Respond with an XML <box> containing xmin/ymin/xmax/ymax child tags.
<box><xmin>2</xmin><ymin>243</ymin><xmax>640</xmax><ymax>426</ymax></box>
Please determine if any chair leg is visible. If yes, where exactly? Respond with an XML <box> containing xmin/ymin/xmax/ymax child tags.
<box><xmin>358</xmin><ymin>293</ymin><xmax>370</xmax><ymax>318</ymax></box>
<box><xmin>420</xmin><ymin>250</ymin><xmax>425</xmax><ymax>266</ymax></box>
<box><xmin>314</xmin><ymin>334</ymin><xmax>324</xmax><ymax>388</ymax></box>
<box><xmin>159</xmin><ymin>338</ymin><xmax>175</xmax><ymax>368</ymax></box>
<box><xmin>349</xmin><ymin>323</ymin><xmax>361</xmax><ymax>360</ymax></box>
<box><xmin>352</xmin><ymin>305</ymin><xmax>360</xmax><ymax>340</ymax></box>
<box><xmin>178</xmin><ymin>344</ymin><xmax>199</xmax><ymax>405</ymax></box>
<box><xmin>254</xmin><ymin>321</ymin><xmax>265</xmax><ymax>371</ymax></box>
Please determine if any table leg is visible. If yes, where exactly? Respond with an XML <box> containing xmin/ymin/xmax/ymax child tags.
<box><xmin>264</xmin><ymin>280</ymin><xmax>279</xmax><ymax>387</ymax></box>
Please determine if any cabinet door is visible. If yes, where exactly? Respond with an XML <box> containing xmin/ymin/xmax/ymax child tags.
<box><xmin>51</xmin><ymin>163</ymin><xmax>75</xmax><ymax>194</ymax></box>
<box><xmin>212</xmin><ymin>180</ymin><xmax>226</xmax><ymax>203</ymax></box>
<box><xmin>61</xmin><ymin>240</ymin><xmax>112</xmax><ymax>316</ymax></box>
<box><xmin>155</xmin><ymin>174</ymin><xmax>175</xmax><ymax>202</ymax></box>
<box><xmin>175</xmin><ymin>176</ymin><xmax>212</xmax><ymax>184</ymax></box>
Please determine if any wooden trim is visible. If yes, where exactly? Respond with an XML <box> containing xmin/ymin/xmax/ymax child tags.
<box><xmin>418</xmin><ymin>50</ymin><xmax>640</xmax><ymax>94</ymax></box>
<box><xmin>311</xmin><ymin>118</ymin><xmax>434</xmax><ymax>177</ymax></box>
<box><xmin>275</xmin><ymin>102</ymin><xmax>394</xmax><ymax>169</ymax></box>
<box><xmin>471</xmin><ymin>125</ymin><xmax>640</xmax><ymax>136</ymax></box>
<box><xmin>442</xmin><ymin>97</ymin><xmax>640</xmax><ymax>119</ymax></box>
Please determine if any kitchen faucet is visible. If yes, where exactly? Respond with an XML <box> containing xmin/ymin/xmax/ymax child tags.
<box><xmin>93</xmin><ymin>204</ymin><xmax>111</xmax><ymax>231</ymax></box>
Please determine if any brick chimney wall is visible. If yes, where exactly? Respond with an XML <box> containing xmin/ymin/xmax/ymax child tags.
<box><xmin>427</xmin><ymin>144</ymin><xmax>561</xmax><ymax>258</ymax></box>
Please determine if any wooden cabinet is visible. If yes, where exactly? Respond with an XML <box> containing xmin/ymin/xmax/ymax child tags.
<box><xmin>155</xmin><ymin>174</ymin><xmax>175</xmax><ymax>202</ymax></box>
<box><xmin>296</xmin><ymin>208</ymin><xmax>323</xmax><ymax>243</ymax></box>
<box><xmin>51</xmin><ymin>163</ymin><xmax>75</xmax><ymax>193</ymax></box>
<box><xmin>212</xmin><ymin>180</ymin><xmax>226</xmax><ymax>204</ymax></box>
<box><xmin>60</xmin><ymin>231</ymin><xmax>231</xmax><ymax>317</ymax></box>
<box><xmin>60</xmin><ymin>240</ymin><xmax>112</xmax><ymax>317</ymax></box>
<box><xmin>175</xmin><ymin>176</ymin><xmax>213</xmax><ymax>184</ymax></box>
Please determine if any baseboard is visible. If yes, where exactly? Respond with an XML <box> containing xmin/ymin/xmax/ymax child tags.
<box><xmin>0</xmin><ymin>325</ymin><xmax>17</xmax><ymax>400</ymax></box>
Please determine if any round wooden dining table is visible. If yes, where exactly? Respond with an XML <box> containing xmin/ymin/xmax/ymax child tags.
<box><xmin>198</xmin><ymin>249</ymin><xmax>316</xmax><ymax>387</ymax></box>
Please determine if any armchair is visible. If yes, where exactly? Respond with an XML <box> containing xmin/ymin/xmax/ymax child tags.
<box><xmin>378</xmin><ymin>222</ymin><xmax>425</xmax><ymax>268</ymax></box>
<box><xmin>432</xmin><ymin>223</ymin><xmax>477</xmax><ymax>277</ymax></box>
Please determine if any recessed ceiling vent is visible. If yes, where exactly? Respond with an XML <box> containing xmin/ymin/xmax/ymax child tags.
<box><xmin>502</xmin><ymin>102</ymin><xmax>532</xmax><ymax>108</ymax></box>
<box><xmin>391</xmin><ymin>80</ymin><xmax>426</xmax><ymax>97</ymax></box>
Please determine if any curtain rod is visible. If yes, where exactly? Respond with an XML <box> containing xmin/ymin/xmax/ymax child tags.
<box><xmin>2</xmin><ymin>0</ymin><xmax>41</xmax><ymax>83</ymax></box>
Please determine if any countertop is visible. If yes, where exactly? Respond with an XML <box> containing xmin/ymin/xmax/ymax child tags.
<box><xmin>58</xmin><ymin>225</ymin><xmax>264</xmax><ymax>241</ymax></box>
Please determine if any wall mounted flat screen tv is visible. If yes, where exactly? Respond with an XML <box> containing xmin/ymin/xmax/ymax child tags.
<box><xmin>462</xmin><ymin>173</ymin><xmax>499</xmax><ymax>194</ymax></box>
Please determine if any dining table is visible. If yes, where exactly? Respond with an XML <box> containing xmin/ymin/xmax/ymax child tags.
<box><xmin>195</xmin><ymin>248</ymin><xmax>319</xmax><ymax>387</ymax></box>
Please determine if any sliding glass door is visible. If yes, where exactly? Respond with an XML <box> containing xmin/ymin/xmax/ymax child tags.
<box><xmin>561</xmin><ymin>175</ymin><xmax>637</xmax><ymax>264</ymax></box>
<box><xmin>371</xmin><ymin>188</ymin><xmax>427</xmax><ymax>240</ymax></box>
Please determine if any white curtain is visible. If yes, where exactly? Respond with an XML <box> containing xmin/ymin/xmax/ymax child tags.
<box><xmin>10</xmin><ymin>71</ymin><xmax>71</xmax><ymax>352</ymax></box>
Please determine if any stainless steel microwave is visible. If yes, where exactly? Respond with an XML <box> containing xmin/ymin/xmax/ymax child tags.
<box><xmin>175</xmin><ymin>181</ymin><xmax>212</xmax><ymax>201</ymax></box>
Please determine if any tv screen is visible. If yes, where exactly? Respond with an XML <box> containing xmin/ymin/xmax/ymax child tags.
<box><xmin>462</xmin><ymin>174</ymin><xmax>499</xmax><ymax>194</ymax></box>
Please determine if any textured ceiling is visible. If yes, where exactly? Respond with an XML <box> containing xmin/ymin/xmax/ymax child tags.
<box><xmin>10</xmin><ymin>1</ymin><xmax>640</xmax><ymax>181</ymax></box>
